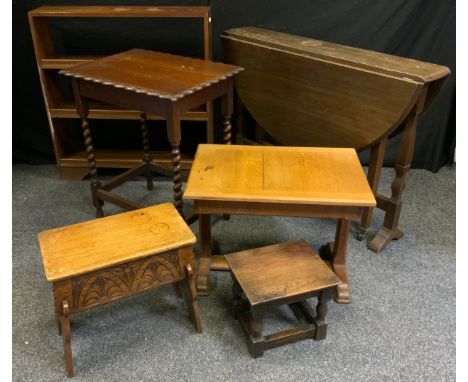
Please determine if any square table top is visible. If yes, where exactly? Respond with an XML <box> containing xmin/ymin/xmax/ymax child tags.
<box><xmin>225</xmin><ymin>240</ymin><xmax>341</xmax><ymax>306</ymax></box>
<box><xmin>183</xmin><ymin>144</ymin><xmax>376</xmax><ymax>207</ymax></box>
<box><xmin>38</xmin><ymin>203</ymin><xmax>196</xmax><ymax>282</ymax></box>
<box><xmin>60</xmin><ymin>49</ymin><xmax>243</xmax><ymax>101</ymax></box>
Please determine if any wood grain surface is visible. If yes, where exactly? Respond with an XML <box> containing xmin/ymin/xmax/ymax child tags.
<box><xmin>225</xmin><ymin>240</ymin><xmax>341</xmax><ymax>306</ymax></box>
<box><xmin>184</xmin><ymin>144</ymin><xmax>376</xmax><ymax>207</ymax></box>
<box><xmin>38</xmin><ymin>203</ymin><xmax>196</xmax><ymax>282</ymax></box>
<box><xmin>221</xmin><ymin>27</ymin><xmax>450</xmax><ymax>150</ymax></box>
<box><xmin>61</xmin><ymin>49</ymin><xmax>243</xmax><ymax>101</ymax></box>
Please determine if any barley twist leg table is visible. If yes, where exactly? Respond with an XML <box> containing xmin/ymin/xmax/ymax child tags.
<box><xmin>61</xmin><ymin>49</ymin><xmax>243</xmax><ymax>218</ymax></box>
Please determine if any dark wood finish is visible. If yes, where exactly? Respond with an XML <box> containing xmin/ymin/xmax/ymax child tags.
<box><xmin>225</xmin><ymin>241</ymin><xmax>342</xmax><ymax>307</ymax></box>
<box><xmin>226</xmin><ymin>241</ymin><xmax>340</xmax><ymax>358</ymax></box>
<box><xmin>64</xmin><ymin>49</ymin><xmax>242</xmax><ymax>217</ymax></box>
<box><xmin>183</xmin><ymin>145</ymin><xmax>375</xmax><ymax>302</ymax></box>
<box><xmin>38</xmin><ymin>204</ymin><xmax>201</xmax><ymax>377</ymax></box>
<box><xmin>221</xmin><ymin>26</ymin><xmax>450</xmax><ymax>253</ymax></box>
<box><xmin>28</xmin><ymin>6</ymin><xmax>214</xmax><ymax>180</ymax></box>
<box><xmin>357</xmin><ymin>138</ymin><xmax>388</xmax><ymax>240</ymax></box>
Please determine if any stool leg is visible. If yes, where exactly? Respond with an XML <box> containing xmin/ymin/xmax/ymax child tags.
<box><xmin>232</xmin><ymin>275</ymin><xmax>247</xmax><ymax>319</ymax></box>
<box><xmin>315</xmin><ymin>289</ymin><xmax>332</xmax><ymax>340</ymax></box>
<box><xmin>61</xmin><ymin>300</ymin><xmax>74</xmax><ymax>378</ymax></box>
<box><xmin>140</xmin><ymin>112</ymin><xmax>153</xmax><ymax>191</ymax></box>
<box><xmin>247</xmin><ymin>309</ymin><xmax>264</xmax><ymax>358</ymax></box>
<box><xmin>181</xmin><ymin>264</ymin><xmax>202</xmax><ymax>332</ymax></box>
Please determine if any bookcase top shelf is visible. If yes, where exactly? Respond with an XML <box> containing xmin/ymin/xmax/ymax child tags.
<box><xmin>28</xmin><ymin>6</ymin><xmax>211</xmax><ymax>18</ymax></box>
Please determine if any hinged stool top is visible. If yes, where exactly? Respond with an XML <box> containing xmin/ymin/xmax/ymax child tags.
<box><xmin>38</xmin><ymin>203</ymin><xmax>196</xmax><ymax>282</ymax></box>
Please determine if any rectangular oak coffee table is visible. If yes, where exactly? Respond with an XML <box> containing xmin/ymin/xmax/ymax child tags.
<box><xmin>183</xmin><ymin>144</ymin><xmax>376</xmax><ymax>303</ymax></box>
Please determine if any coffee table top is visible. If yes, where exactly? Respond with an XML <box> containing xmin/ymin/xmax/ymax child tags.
<box><xmin>184</xmin><ymin>144</ymin><xmax>376</xmax><ymax>207</ymax></box>
<box><xmin>38</xmin><ymin>203</ymin><xmax>196</xmax><ymax>282</ymax></box>
<box><xmin>60</xmin><ymin>49</ymin><xmax>243</xmax><ymax>101</ymax></box>
<box><xmin>225</xmin><ymin>241</ymin><xmax>341</xmax><ymax>306</ymax></box>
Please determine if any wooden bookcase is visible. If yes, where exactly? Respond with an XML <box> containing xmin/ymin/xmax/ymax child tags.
<box><xmin>28</xmin><ymin>6</ymin><xmax>212</xmax><ymax>180</ymax></box>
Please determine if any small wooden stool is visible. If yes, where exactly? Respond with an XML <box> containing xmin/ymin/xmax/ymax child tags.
<box><xmin>225</xmin><ymin>240</ymin><xmax>341</xmax><ymax>358</ymax></box>
<box><xmin>37</xmin><ymin>203</ymin><xmax>201</xmax><ymax>378</ymax></box>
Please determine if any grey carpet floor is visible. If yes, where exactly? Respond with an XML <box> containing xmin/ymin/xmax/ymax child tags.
<box><xmin>12</xmin><ymin>164</ymin><xmax>455</xmax><ymax>382</ymax></box>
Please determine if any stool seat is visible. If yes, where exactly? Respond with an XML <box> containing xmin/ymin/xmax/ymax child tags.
<box><xmin>39</xmin><ymin>203</ymin><xmax>196</xmax><ymax>282</ymax></box>
<box><xmin>225</xmin><ymin>240</ymin><xmax>340</xmax><ymax>307</ymax></box>
<box><xmin>225</xmin><ymin>240</ymin><xmax>341</xmax><ymax>358</ymax></box>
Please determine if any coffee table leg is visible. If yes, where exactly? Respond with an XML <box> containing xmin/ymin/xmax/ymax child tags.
<box><xmin>332</xmin><ymin>219</ymin><xmax>351</xmax><ymax>304</ymax></box>
<box><xmin>197</xmin><ymin>214</ymin><xmax>212</xmax><ymax>296</ymax></box>
<box><xmin>181</xmin><ymin>264</ymin><xmax>202</xmax><ymax>332</ymax></box>
<box><xmin>61</xmin><ymin>300</ymin><xmax>74</xmax><ymax>378</ymax></box>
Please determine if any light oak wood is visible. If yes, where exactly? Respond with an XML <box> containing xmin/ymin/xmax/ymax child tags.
<box><xmin>38</xmin><ymin>203</ymin><xmax>196</xmax><ymax>282</ymax></box>
<box><xmin>185</xmin><ymin>144</ymin><xmax>374</xmax><ymax>301</ymax></box>
<box><xmin>184</xmin><ymin>144</ymin><xmax>376</xmax><ymax>207</ymax></box>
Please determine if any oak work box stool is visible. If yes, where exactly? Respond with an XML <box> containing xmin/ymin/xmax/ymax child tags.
<box><xmin>37</xmin><ymin>203</ymin><xmax>201</xmax><ymax>378</ymax></box>
<box><xmin>225</xmin><ymin>241</ymin><xmax>341</xmax><ymax>358</ymax></box>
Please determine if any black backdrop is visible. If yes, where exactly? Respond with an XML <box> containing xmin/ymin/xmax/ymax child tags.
<box><xmin>13</xmin><ymin>0</ymin><xmax>456</xmax><ymax>172</ymax></box>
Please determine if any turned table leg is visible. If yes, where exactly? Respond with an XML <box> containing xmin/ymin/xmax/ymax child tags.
<box><xmin>166</xmin><ymin>106</ymin><xmax>183</xmax><ymax>216</ymax></box>
<box><xmin>357</xmin><ymin>138</ymin><xmax>387</xmax><ymax>240</ymax></box>
<box><xmin>72</xmin><ymin>79</ymin><xmax>103</xmax><ymax>218</ymax></box>
<box><xmin>221</xmin><ymin>77</ymin><xmax>234</xmax><ymax>145</ymax></box>
<box><xmin>61</xmin><ymin>300</ymin><xmax>74</xmax><ymax>378</ymax></box>
<box><xmin>368</xmin><ymin>89</ymin><xmax>427</xmax><ymax>253</ymax></box>
<box><xmin>181</xmin><ymin>264</ymin><xmax>202</xmax><ymax>332</ymax></box>
<box><xmin>196</xmin><ymin>214</ymin><xmax>212</xmax><ymax>296</ymax></box>
<box><xmin>140</xmin><ymin>111</ymin><xmax>153</xmax><ymax>191</ymax></box>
